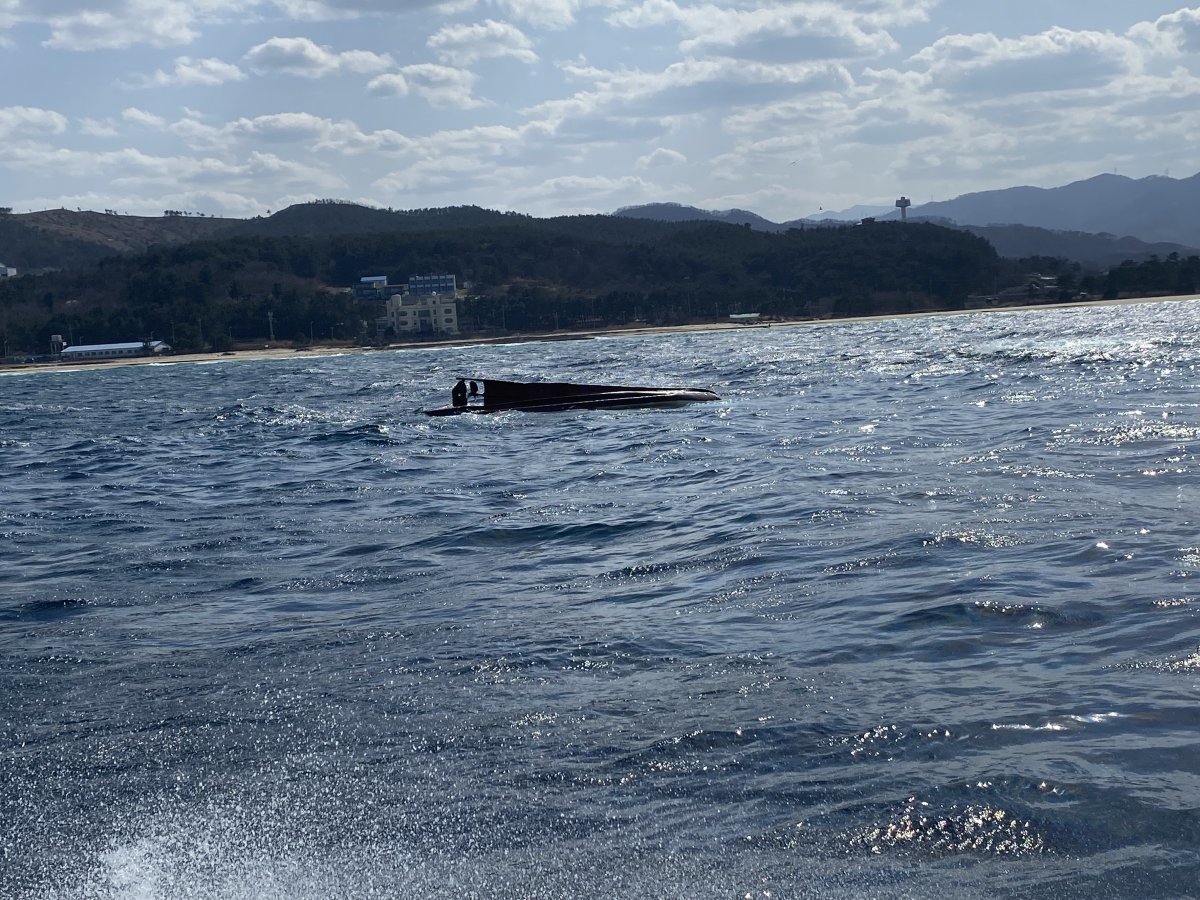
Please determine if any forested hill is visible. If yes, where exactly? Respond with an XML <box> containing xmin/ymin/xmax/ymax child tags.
<box><xmin>1</xmin><ymin>202</ymin><xmax>705</xmax><ymax>269</ymax></box>
<box><xmin>0</xmin><ymin>206</ymin><xmax>1002</xmax><ymax>355</ymax></box>
<box><xmin>1</xmin><ymin>208</ymin><xmax>236</xmax><ymax>269</ymax></box>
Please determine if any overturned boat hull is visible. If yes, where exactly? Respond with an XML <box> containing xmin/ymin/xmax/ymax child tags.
<box><xmin>423</xmin><ymin>378</ymin><xmax>720</xmax><ymax>416</ymax></box>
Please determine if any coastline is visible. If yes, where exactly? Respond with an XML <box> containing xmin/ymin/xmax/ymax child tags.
<box><xmin>3</xmin><ymin>292</ymin><xmax>1197</xmax><ymax>376</ymax></box>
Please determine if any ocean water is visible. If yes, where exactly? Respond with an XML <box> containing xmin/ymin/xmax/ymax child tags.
<box><xmin>3</xmin><ymin>300</ymin><xmax>1200</xmax><ymax>899</ymax></box>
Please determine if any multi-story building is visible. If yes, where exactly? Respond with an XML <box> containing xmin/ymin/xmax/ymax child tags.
<box><xmin>384</xmin><ymin>293</ymin><xmax>459</xmax><ymax>336</ymax></box>
<box><xmin>378</xmin><ymin>274</ymin><xmax>460</xmax><ymax>336</ymax></box>
<box><xmin>407</xmin><ymin>274</ymin><xmax>456</xmax><ymax>296</ymax></box>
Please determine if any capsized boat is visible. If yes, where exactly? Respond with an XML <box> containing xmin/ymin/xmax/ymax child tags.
<box><xmin>423</xmin><ymin>378</ymin><xmax>721</xmax><ymax>416</ymax></box>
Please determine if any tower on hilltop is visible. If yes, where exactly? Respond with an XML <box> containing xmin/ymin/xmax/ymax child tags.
<box><xmin>895</xmin><ymin>196</ymin><xmax>911</xmax><ymax>222</ymax></box>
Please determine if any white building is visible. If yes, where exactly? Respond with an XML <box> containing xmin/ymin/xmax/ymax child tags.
<box><xmin>0</xmin><ymin>262</ymin><xmax>16</xmax><ymax>278</ymax></box>
<box><xmin>60</xmin><ymin>340</ymin><xmax>172</xmax><ymax>361</ymax></box>
<box><xmin>384</xmin><ymin>292</ymin><xmax>459</xmax><ymax>336</ymax></box>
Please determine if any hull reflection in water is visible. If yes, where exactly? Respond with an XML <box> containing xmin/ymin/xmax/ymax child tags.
<box><xmin>423</xmin><ymin>377</ymin><xmax>721</xmax><ymax>415</ymax></box>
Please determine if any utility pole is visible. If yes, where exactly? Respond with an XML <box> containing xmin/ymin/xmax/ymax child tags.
<box><xmin>267</xmin><ymin>310</ymin><xmax>275</xmax><ymax>341</ymax></box>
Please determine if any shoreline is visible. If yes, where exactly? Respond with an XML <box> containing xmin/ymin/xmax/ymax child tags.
<box><xmin>3</xmin><ymin>292</ymin><xmax>1197</xmax><ymax>376</ymax></box>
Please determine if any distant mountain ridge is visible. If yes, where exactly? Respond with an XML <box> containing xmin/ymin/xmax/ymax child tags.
<box><xmin>900</xmin><ymin>172</ymin><xmax>1200</xmax><ymax>246</ymax></box>
<box><xmin>612</xmin><ymin>202</ymin><xmax>781</xmax><ymax>231</ymax></box>
<box><xmin>958</xmin><ymin>224</ymin><xmax>1196</xmax><ymax>269</ymax></box>
<box><xmin>614</xmin><ymin>172</ymin><xmax>1200</xmax><ymax>266</ymax></box>
<box><xmin>3</xmin><ymin>170</ymin><xmax>1199</xmax><ymax>273</ymax></box>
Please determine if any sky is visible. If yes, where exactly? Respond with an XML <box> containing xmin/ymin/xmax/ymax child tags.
<box><xmin>2</xmin><ymin>2</ymin><xmax>1200</xmax><ymax>222</ymax></box>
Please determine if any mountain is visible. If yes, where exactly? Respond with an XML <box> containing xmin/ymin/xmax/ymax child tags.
<box><xmin>613</xmin><ymin>198</ymin><xmax>1199</xmax><ymax>266</ymax></box>
<box><xmin>0</xmin><ymin>204</ymin><xmax>526</xmax><ymax>271</ymax></box>
<box><xmin>617</xmin><ymin>172</ymin><xmax>1200</xmax><ymax>252</ymax></box>
<box><xmin>899</xmin><ymin>173</ymin><xmax>1200</xmax><ymax>246</ymax></box>
<box><xmin>613</xmin><ymin>202</ymin><xmax>784</xmax><ymax>232</ymax></box>
<box><xmin>5</xmin><ymin>178</ymin><xmax>1200</xmax><ymax>277</ymax></box>
<box><xmin>802</xmin><ymin>204</ymin><xmax>894</xmax><ymax>223</ymax></box>
<box><xmin>959</xmin><ymin>224</ymin><xmax>1198</xmax><ymax>269</ymax></box>
<box><xmin>223</xmin><ymin>202</ymin><xmax>523</xmax><ymax>238</ymax></box>
<box><xmin>0</xmin><ymin>208</ymin><xmax>235</xmax><ymax>270</ymax></box>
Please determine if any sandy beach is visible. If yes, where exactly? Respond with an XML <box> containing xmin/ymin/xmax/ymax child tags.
<box><xmin>3</xmin><ymin>292</ymin><xmax>1197</xmax><ymax>376</ymax></box>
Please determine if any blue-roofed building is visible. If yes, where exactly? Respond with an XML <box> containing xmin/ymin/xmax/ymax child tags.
<box><xmin>354</xmin><ymin>275</ymin><xmax>395</xmax><ymax>300</ymax></box>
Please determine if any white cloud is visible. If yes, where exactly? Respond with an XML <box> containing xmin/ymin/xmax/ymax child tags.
<box><xmin>218</xmin><ymin>112</ymin><xmax>418</xmax><ymax>154</ymax></box>
<box><xmin>372</xmin><ymin>64</ymin><xmax>487</xmax><ymax>108</ymax></box>
<box><xmin>268</xmin><ymin>0</ymin><xmax>446</xmax><ymax>18</ymax></box>
<box><xmin>130</xmin><ymin>56</ymin><xmax>246</xmax><ymax>87</ymax></box>
<box><xmin>244</xmin><ymin>36</ymin><xmax>393</xmax><ymax>77</ymax></box>
<box><xmin>0</xmin><ymin>0</ymin><xmax>19</xmax><ymax>32</ymax></box>
<box><xmin>609</xmin><ymin>0</ymin><xmax>903</xmax><ymax>62</ymax></box>
<box><xmin>508</xmin><ymin>173</ymin><xmax>660</xmax><ymax>214</ymax></box>
<box><xmin>79</xmin><ymin>117</ymin><xmax>120</xmax><ymax>137</ymax></box>
<box><xmin>497</xmin><ymin>0</ymin><xmax>583</xmax><ymax>30</ymax></box>
<box><xmin>122</xmin><ymin>107</ymin><xmax>168</xmax><ymax>128</ymax></box>
<box><xmin>1131</xmin><ymin>7</ymin><xmax>1200</xmax><ymax>56</ymax></box>
<box><xmin>367</xmin><ymin>73</ymin><xmax>410</xmax><ymax>97</ymax></box>
<box><xmin>909</xmin><ymin>27</ymin><xmax>1142</xmax><ymax>97</ymax></box>
<box><xmin>427</xmin><ymin>19</ymin><xmax>537</xmax><ymax>66</ymax></box>
<box><xmin>636</xmin><ymin>146</ymin><xmax>685</xmax><ymax>169</ymax></box>
<box><xmin>0</xmin><ymin>106</ymin><xmax>69</xmax><ymax>140</ymax></box>
<box><xmin>555</xmin><ymin>57</ymin><xmax>853</xmax><ymax>120</ymax></box>
<box><xmin>30</xmin><ymin>1</ymin><xmax>247</xmax><ymax>51</ymax></box>
<box><xmin>2</xmin><ymin>142</ymin><xmax>346</xmax><ymax>196</ymax></box>
<box><xmin>374</xmin><ymin>154</ymin><xmax>491</xmax><ymax>192</ymax></box>
<box><xmin>227</xmin><ymin>111</ymin><xmax>334</xmax><ymax>142</ymax></box>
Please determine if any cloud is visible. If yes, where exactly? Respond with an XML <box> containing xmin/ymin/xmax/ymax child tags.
<box><xmin>374</xmin><ymin>154</ymin><xmax>492</xmax><ymax>192</ymax></box>
<box><xmin>79</xmin><ymin>117</ymin><xmax>120</xmax><ymax>137</ymax></box>
<box><xmin>31</xmin><ymin>1</ymin><xmax>248</xmax><ymax>51</ymax></box>
<box><xmin>1131</xmin><ymin>7</ymin><xmax>1200</xmax><ymax>55</ymax></box>
<box><xmin>0</xmin><ymin>143</ymin><xmax>347</xmax><ymax>197</ymax></box>
<box><xmin>556</xmin><ymin>57</ymin><xmax>853</xmax><ymax>119</ymax></box>
<box><xmin>909</xmin><ymin>27</ymin><xmax>1141</xmax><ymax>97</ymax></box>
<box><xmin>544</xmin><ymin>108</ymin><xmax>669</xmax><ymax>144</ymax></box>
<box><xmin>226</xmin><ymin>111</ymin><xmax>336</xmax><ymax>143</ymax></box>
<box><xmin>508</xmin><ymin>173</ymin><xmax>661</xmax><ymax>214</ymax></box>
<box><xmin>0</xmin><ymin>105</ymin><xmax>69</xmax><ymax>140</ymax></box>
<box><xmin>370</xmin><ymin>121</ymin><xmax>558</xmax><ymax>200</ymax></box>
<box><xmin>427</xmin><ymin>20</ymin><xmax>537</xmax><ymax>66</ymax></box>
<box><xmin>370</xmin><ymin>64</ymin><xmax>487</xmax><ymax>108</ymax></box>
<box><xmin>636</xmin><ymin>147</ymin><xmax>686</xmax><ymax>169</ymax></box>
<box><xmin>268</xmin><ymin>0</ymin><xmax>446</xmax><ymax>18</ymax></box>
<box><xmin>122</xmin><ymin>107</ymin><xmax>168</xmax><ymax>128</ymax></box>
<box><xmin>496</xmin><ymin>0</ymin><xmax>584</xmax><ymax>30</ymax></box>
<box><xmin>129</xmin><ymin>56</ymin><xmax>246</xmax><ymax>87</ymax></box>
<box><xmin>367</xmin><ymin>73</ymin><xmax>410</xmax><ymax>97</ymax></box>
<box><xmin>609</xmin><ymin>0</ymin><xmax>905</xmax><ymax>62</ymax></box>
<box><xmin>90</xmin><ymin>106</ymin><xmax>420</xmax><ymax>157</ymax></box>
<box><xmin>244</xmin><ymin>36</ymin><xmax>393</xmax><ymax>77</ymax></box>
<box><xmin>215</xmin><ymin>112</ymin><xmax>417</xmax><ymax>154</ymax></box>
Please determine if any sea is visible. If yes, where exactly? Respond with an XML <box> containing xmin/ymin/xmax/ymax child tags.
<box><xmin>3</xmin><ymin>299</ymin><xmax>1200</xmax><ymax>900</ymax></box>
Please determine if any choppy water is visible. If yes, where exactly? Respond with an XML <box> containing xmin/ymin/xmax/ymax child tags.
<box><xmin>3</xmin><ymin>300</ymin><xmax>1200</xmax><ymax>899</ymax></box>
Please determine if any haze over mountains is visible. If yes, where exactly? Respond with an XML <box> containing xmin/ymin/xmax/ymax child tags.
<box><xmin>616</xmin><ymin>172</ymin><xmax>1200</xmax><ymax>268</ymax></box>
